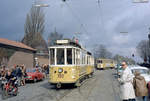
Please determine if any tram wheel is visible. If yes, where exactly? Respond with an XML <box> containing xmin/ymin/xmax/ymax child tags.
<box><xmin>56</xmin><ymin>83</ymin><xmax>61</xmax><ymax>89</ymax></box>
<box><xmin>88</xmin><ymin>74</ymin><xmax>92</xmax><ymax>78</ymax></box>
<box><xmin>75</xmin><ymin>79</ymin><xmax>81</xmax><ymax>87</ymax></box>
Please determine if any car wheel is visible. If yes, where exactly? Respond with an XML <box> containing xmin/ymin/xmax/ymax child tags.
<box><xmin>42</xmin><ymin>76</ymin><xmax>45</xmax><ymax>81</ymax></box>
<box><xmin>33</xmin><ymin>78</ymin><xmax>37</xmax><ymax>83</ymax></box>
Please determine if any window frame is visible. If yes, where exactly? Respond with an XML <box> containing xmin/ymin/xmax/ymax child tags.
<box><xmin>49</xmin><ymin>46</ymin><xmax>78</xmax><ymax>66</ymax></box>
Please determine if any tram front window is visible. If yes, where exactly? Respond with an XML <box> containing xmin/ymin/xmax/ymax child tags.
<box><xmin>67</xmin><ymin>48</ymin><xmax>72</xmax><ymax>64</ymax></box>
<box><xmin>97</xmin><ymin>60</ymin><xmax>102</xmax><ymax>63</ymax></box>
<box><xmin>57</xmin><ymin>48</ymin><xmax>64</xmax><ymax>65</ymax></box>
<box><xmin>50</xmin><ymin>49</ymin><xmax>55</xmax><ymax>65</ymax></box>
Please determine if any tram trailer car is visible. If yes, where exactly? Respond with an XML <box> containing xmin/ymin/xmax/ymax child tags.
<box><xmin>48</xmin><ymin>39</ymin><xmax>94</xmax><ymax>88</ymax></box>
<box><xmin>96</xmin><ymin>59</ymin><xmax>115</xmax><ymax>70</ymax></box>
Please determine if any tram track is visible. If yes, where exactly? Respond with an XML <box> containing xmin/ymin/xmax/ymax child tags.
<box><xmin>111</xmin><ymin>70</ymin><xmax>121</xmax><ymax>101</ymax></box>
<box><xmin>77</xmin><ymin>69</ymin><xmax>120</xmax><ymax>101</ymax></box>
<box><xmin>52</xmin><ymin>74</ymin><xmax>96</xmax><ymax>101</ymax></box>
<box><xmin>26</xmin><ymin>75</ymin><xmax>95</xmax><ymax>101</ymax></box>
<box><xmin>77</xmin><ymin>74</ymin><xmax>98</xmax><ymax>101</ymax></box>
<box><xmin>1</xmin><ymin>70</ymin><xmax>119</xmax><ymax>101</ymax></box>
<box><xmin>55</xmin><ymin>89</ymin><xmax>74</xmax><ymax>101</ymax></box>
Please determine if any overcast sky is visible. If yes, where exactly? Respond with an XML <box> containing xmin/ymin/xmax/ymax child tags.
<box><xmin>0</xmin><ymin>0</ymin><xmax>150</xmax><ymax>62</ymax></box>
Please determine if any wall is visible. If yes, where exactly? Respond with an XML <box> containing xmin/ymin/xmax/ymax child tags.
<box><xmin>8</xmin><ymin>51</ymin><xmax>34</xmax><ymax>68</ymax></box>
<box><xmin>36</xmin><ymin>55</ymin><xmax>49</xmax><ymax>66</ymax></box>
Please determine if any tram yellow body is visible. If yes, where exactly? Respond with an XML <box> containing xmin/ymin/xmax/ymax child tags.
<box><xmin>48</xmin><ymin>39</ymin><xmax>94</xmax><ymax>88</ymax></box>
<box><xmin>96</xmin><ymin>58</ymin><xmax>115</xmax><ymax>70</ymax></box>
<box><xmin>50</xmin><ymin>66</ymin><xmax>79</xmax><ymax>83</ymax></box>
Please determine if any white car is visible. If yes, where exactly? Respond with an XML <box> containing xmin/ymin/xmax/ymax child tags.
<box><xmin>130</xmin><ymin>66</ymin><xmax>150</xmax><ymax>83</ymax></box>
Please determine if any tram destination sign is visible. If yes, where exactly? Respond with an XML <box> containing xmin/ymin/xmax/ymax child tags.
<box><xmin>56</xmin><ymin>40</ymin><xmax>69</xmax><ymax>44</ymax></box>
<box><xmin>133</xmin><ymin>0</ymin><xmax>149</xmax><ymax>3</ymax></box>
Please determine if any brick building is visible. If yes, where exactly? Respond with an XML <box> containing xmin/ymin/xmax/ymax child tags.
<box><xmin>0</xmin><ymin>38</ymin><xmax>36</xmax><ymax>68</ymax></box>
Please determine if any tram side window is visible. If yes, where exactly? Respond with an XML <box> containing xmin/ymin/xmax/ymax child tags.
<box><xmin>97</xmin><ymin>60</ymin><xmax>102</xmax><ymax>63</ymax></box>
<box><xmin>50</xmin><ymin>49</ymin><xmax>55</xmax><ymax>65</ymax></box>
<box><xmin>76</xmin><ymin>49</ymin><xmax>80</xmax><ymax>65</ymax></box>
<box><xmin>57</xmin><ymin>48</ymin><xmax>64</xmax><ymax>65</ymax></box>
<box><xmin>81</xmin><ymin>52</ymin><xmax>84</xmax><ymax>65</ymax></box>
<box><xmin>89</xmin><ymin>57</ymin><xmax>91</xmax><ymax>65</ymax></box>
<box><xmin>87</xmin><ymin>56</ymin><xmax>89</xmax><ymax>65</ymax></box>
<box><xmin>67</xmin><ymin>48</ymin><xmax>72</xmax><ymax>64</ymax></box>
<box><xmin>89</xmin><ymin>56</ymin><xmax>91</xmax><ymax>65</ymax></box>
<box><xmin>83</xmin><ymin>54</ymin><xmax>85</xmax><ymax>64</ymax></box>
<box><xmin>73</xmin><ymin>49</ymin><xmax>75</xmax><ymax>64</ymax></box>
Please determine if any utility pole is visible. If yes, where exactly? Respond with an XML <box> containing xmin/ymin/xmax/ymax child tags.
<box><xmin>147</xmin><ymin>28</ymin><xmax>150</xmax><ymax>63</ymax></box>
<box><xmin>148</xmin><ymin>28</ymin><xmax>150</xmax><ymax>47</ymax></box>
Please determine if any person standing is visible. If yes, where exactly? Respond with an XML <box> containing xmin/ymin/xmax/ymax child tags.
<box><xmin>21</xmin><ymin>65</ymin><xmax>26</xmax><ymax>86</ymax></box>
<box><xmin>17</xmin><ymin>65</ymin><xmax>23</xmax><ymax>86</ymax></box>
<box><xmin>12</xmin><ymin>65</ymin><xmax>17</xmax><ymax>77</ymax></box>
<box><xmin>118</xmin><ymin>62</ymin><xmax>136</xmax><ymax>101</ymax></box>
<box><xmin>133</xmin><ymin>71</ymin><xmax>148</xmax><ymax>101</ymax></box>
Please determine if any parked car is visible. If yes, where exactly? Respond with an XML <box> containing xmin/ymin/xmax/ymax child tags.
<box><xmin>130</xmin><ymin>66</ymin><xmax>150</xmax><ymax>83</ymax></box>
<box><xmin>25</xmin><ymin>68</ymin><xmax>45</xmax><ymax>83</ymax></box>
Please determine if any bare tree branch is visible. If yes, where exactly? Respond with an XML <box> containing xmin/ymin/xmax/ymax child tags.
<box><xmin>22</xmin><ymin>5</ymin><xmax>47</xmax><ymax>52</ymax></box>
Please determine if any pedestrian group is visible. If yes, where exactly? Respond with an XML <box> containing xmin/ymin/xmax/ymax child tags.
<box><xmin>119</xmin><ymin>62</ymin><xmax>149</xmax><ymax>101</ymax></box>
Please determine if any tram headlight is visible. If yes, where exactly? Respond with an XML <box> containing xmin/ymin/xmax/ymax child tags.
<box><xmin>72</xmin><ymin>76</ymin><xmax>76</xmax><ymax>79</ymax></box>
<box><xmin>58</xmin><ymin>68</ymin><xmax>63</xmax><ymax>73</ymax></box>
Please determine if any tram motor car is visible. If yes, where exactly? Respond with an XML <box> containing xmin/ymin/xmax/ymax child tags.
<box><xmin>48</xmin><ymin>39</ymin><xmax>94</xmax><ymax>88</ymax></box>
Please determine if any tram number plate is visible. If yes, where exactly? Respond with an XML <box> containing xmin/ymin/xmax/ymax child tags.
<box><xmin>58</xmin><ymin>74</ymin><xmax>64</xmax><ymax>78</ymax></box>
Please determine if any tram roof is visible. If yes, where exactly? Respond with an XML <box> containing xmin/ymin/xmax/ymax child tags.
<box><xmin>48</xmin><ymin>39</ymin><xmax>92</xmax><ymax>55</ymax></box>
<box><xmin>97</xmin><ymin>58</ymin><xmax>114</xmax><ymax>61</ymax></box>
<box><xmin>49</xmin><ymin>39</ymin><xmax>82</xmax><ymax>48</ymax></box>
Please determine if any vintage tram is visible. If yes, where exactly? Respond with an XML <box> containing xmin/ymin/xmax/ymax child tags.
<box><xmin>48</xmin><ymin>39</ymin><xmax>94</xmax><ymax>88</ymax></box>
<box><xmin>96</xmin><ymin>58</ymin><xmax>115</xmax><ymax>70</ymax></box>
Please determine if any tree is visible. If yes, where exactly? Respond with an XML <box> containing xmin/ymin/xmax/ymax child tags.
<box><xmin>0</xmin><ymin>48</ymin><xmax>7</xmax><ymax>65</ymax></box>
<box><xmin>113</xmin><ymin>54</ymin><xmax>135</xmax><ymax>65</ymax></box>
<box><xmin>136</xmin><ymin>40</ymin><xmax>149</xmax><ymax>62</ymax></box>
<box><xmin>48</xmin><ymin>29</ymin><xmax>63</xmax><ymax>46</ymax></box>
<box><xmin>22</xmin><ymin>5</ymin><xmax>47</xmax><ymax>52</ymax></box>
<box><xmin>93</xmin><ymin>44</ymin><xmax>112</xmax><ymax>59</ymax></box>
<box><xmin>0</xmin><ymin>48</ymin><xmax>15</xmax><ymax>66</ymax></box>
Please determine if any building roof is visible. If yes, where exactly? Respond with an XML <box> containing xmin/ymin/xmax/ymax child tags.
<box><xmin>0</xmin><ymin>38</ymin><xmax>36</xmax><ymax>52</ymax></box>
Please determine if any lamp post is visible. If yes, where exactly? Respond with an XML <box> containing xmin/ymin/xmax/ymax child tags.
<box><xmin>133</xmin><ymin>0</ymin><xmax>149</xmax><ymax>3</ymax></box>
<box><xmin>33</xmin><ymin>0</ymin><xmax>49</xmax><ymax>7</ymax></box>
<box><xmin>34</xmin><ymin>4</ymin><xmax>49</xmax><ymax>7</ymax></box>
<box><xmin>35</xmin><ymin>57</ymin><xmax>38</xmax><ymax>67</ymax></box>
<box><xmin>119</xmin><ymin>31</ymin><xmax>136</xmax><ymax>64</ymax></box>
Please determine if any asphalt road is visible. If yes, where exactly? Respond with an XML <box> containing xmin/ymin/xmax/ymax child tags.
<box><xmin>0</xmin><ymin>69</ymin><xmax>121</xmax><ymax>101</ymax></box>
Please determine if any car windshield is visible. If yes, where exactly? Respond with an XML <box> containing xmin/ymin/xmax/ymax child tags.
<box><xmin>132</xmin><ymin>69</ymin><xmax>149</xmax><ymax>74</ymax></box>
<box><xmin>26</xmin><ymin>69</ymin><xmax>36</xmax><ymax>73</ymax></box>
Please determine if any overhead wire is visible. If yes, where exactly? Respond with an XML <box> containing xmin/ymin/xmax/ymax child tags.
<box><xmin>97</xmin><ymin>0</ymin><xmax>106</xmax><ymax>35</ymax></box>
<box><xmin>63</xmin><ymin>1</ymin><xmax>90</xmax><ymax>35</ymax></box>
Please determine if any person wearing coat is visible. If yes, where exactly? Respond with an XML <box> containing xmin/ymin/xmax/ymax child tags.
<box><xmin>133</xmin><ymin>71</ymin><xmax>148</xmax><ymax>101</ymax></box>
<box><xmin>118</xmin><ymin>62</ymin><xmax>136</xmax><ymax>101</ymax></box>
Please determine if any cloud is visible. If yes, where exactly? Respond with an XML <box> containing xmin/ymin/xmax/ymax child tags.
<box><xmin>112</xmin><ymin>34</ymin><xmax>130</xmax><ymax>45</ymax></box>
<box><xmin>0</xmin><ymin>0</ymin><xmax>150</xmax><ymax>62</ymax></box>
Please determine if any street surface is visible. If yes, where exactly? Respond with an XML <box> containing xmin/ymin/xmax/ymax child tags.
<box><xmin>0</xmin><ymin>69</ymin><xmax>121</xmax><ymax>101</ymax></box>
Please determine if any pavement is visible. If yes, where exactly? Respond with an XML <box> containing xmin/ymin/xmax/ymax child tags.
<box><xmin>0</xmin><ymin>69</ymin><xmax>122</xmax><ymax>101</ymax></box>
